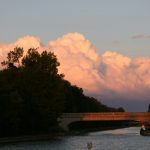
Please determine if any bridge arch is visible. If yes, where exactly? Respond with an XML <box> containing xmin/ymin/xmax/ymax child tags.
<box><xmin>58</xmin><ymin>112</ymin><xmax>150</xmax><ymax>130</ymax></box>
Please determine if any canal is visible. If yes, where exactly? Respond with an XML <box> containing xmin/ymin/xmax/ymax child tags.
<box><xmin>0</xmin><ymin>127</ymin><xmax>150</xmax><ymax>150</ymax></box>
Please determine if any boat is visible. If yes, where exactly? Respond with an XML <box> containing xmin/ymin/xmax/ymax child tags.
<box><xmin>140</xmin><ymin>125</ymin><xmax>150</xmax><ymax>136</ymax></box>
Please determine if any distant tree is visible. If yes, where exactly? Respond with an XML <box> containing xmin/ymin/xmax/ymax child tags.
<box><xmin>148</xmin><ymin>104</ymin><xmax>150</xmax><ymax>112</ymax></box>
<box><xmin>62</xmin><ymin>80</ymin><xmax>124</xmax><ymax>113</ymax></box>
<box><xmin>116</xmin><ymin>107</ymin><xmax>125</xmax><ymax>112</ymax></box>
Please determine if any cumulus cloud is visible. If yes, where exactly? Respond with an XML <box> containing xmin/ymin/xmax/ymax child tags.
<box><xmin>47</xmin><ymin>33</ymin><xmax>103</xmax><ymax>93</ymax></box>
<box><xmin>0</xmin><ymin>32</ymin><xmax>150</xmax><ymax>110</ymax></box>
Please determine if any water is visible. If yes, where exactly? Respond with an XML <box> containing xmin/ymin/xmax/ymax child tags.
<box><xmin>0</xmin><ymin>127</ymin><xmax>150</xmax><ymax>150</ymax></box>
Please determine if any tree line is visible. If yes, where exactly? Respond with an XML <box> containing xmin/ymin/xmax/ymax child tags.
<box><xmin>0</xmin><ymin>47</ymin><xmax>124</xmax><ymax>137</ymax></box>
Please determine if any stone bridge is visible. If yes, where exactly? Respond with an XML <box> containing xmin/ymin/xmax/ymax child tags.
<box><xmin>58</xmin><ymin>112</ymin><xmax>150</xmax><ymax>130</ymax></box>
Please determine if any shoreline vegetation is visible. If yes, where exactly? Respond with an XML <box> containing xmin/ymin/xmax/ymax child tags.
<box><xmin>0</xmin><ymin>47</ymin><xmax>124</xmax><ymax>140</ymax></box>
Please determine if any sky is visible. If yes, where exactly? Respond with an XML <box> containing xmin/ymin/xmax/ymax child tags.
<box><xmin>0</xmin><ymin>0</ymin><xmax>150</xmax><ymax>111</ymax></box>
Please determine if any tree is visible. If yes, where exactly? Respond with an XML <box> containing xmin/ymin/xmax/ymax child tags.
<box><xmin>0</xmin><ymin>47</ymin><xmax>65</xmax><ymax>135</ymax></box>
<box><xmin>148</xmin><ymin>104</ymin><xmax>150</xmax><ymax>112</ymax></box>
<box><xmin>19</xmin><ymin>48</ymin><xmax>65</xmax><ymax>133</ymax></box>
<box><xmin>0</xmin><ymin>47</ymin><xmax>125</xmax><ymax>137</ymax></box>
<box><xmin>1</xmin><ymin>47</ymin><xmax>23</xmax><ymax>68</ymax></box>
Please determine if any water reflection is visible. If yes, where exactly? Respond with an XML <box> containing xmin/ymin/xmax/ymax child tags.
<box><xmin>0</xmin><ymin>127</ymin><xmax>150</xmax><ymax>150</ymax></box>
<box><xmin>89</xmin><ymin>127</ymin><xmax>140</xmax><ymax>136</ymax></box>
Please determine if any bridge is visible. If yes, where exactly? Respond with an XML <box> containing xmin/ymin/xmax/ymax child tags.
<box><xmin>58</xmin><ymin>112</ymin><xmax>150</xmax><ymax>130</ymax></box>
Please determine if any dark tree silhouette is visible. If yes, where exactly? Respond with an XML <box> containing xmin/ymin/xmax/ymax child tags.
<box><xmin>148</xmin><ymin>104</ymin><xmax>150</xmax><ymax>112</ymax></box>
<box><xmin>0</xmin><ymin>47</ymin><xmax>64</xmax><ymax>136</ymax></box>
<box><xmin>0</xmin><ymin>47</ymin><xmax>124</xmax><ymax>137</ymax></box>
<box><xmin>1</xmin><ymin>47</ymin><xmax>23</xmax><ymax>68</ymax></box>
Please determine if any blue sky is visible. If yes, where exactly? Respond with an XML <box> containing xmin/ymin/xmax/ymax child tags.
<box><xmin>0</xmin><ymin>0</ymin><xmax>150</xmax><ymax>57</ymax></box>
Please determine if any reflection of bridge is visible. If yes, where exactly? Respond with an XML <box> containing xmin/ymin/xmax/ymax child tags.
<box><xmin>58</xmin><ymin>112</ymin><xmax>150</xmax><ymax>130</ymax></box>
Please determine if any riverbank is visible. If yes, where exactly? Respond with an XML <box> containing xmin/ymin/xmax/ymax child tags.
<box><xmin>0</xmin><ymin>134</ymin><xmax>60</xmax><ymax>144</ymax></box>
<box><xmin>0</xmin><ymin>124</ymin><xmax>139</xmax><ymax>144</ymax></box>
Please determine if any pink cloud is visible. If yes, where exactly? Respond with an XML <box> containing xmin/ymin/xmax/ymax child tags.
<box><xmin>0</xmin><ymin>32</ymin><xmax>150</xmax><ymax>107</ymax></box>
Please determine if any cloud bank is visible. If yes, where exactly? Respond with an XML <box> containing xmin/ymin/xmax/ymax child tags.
<box><xmin>0</xmin><ymin>33</ymin><xmax>150</xmax><ymax>110</ymax></box>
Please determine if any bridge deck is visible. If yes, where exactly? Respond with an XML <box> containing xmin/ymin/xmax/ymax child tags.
<box><xmin>59</xmin><ymin>112</ymin><xmax>150</xmax><ymax>130</ymax></box>
<box><xmin>60</xmin><ymin>112</ymin><xmax>150</xmax><ymax>121</ymax></box>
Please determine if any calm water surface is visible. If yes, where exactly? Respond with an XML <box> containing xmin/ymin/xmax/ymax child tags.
<box><xmin>0</xmin><ymin>127</ymin><xmax>150</xmax><ymax>150</ymax></box>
